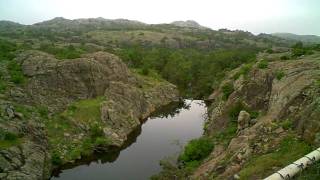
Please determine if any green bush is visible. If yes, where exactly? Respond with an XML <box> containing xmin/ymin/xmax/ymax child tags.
<box><xmin>279</xmin><ymin>119</ymin><xmax>293</xmax><ymax>130</ymax></box>
<box><xmin>266</xmin><ymin>49</ymin><xmax>274</xmax><ymax>53</ymax></box>
<box><xmin>7</xmin><ymin>61</ymin><xmax>25</xmax><ymax>84</ymax></box>
<box><xmin>257</xmin><ymin>60</ymin><xmax>268</xmax><ymax>69</ymax></box>
<box><xmin>0</xmin><ymin>80</ymin><xmax>6</xmax><ymax>93</ymax></box>
<box><xmin>89</xmin><ymin>124</ymin><xmax>104</xmax><ymax>139</ymax></box>
<box><xmin>228</xmin><ymin>102</ymin><xmax>245</xmax><ymax>121</ymax></box>
<box><xmin>38</xmin><ymin>106</ymin><xmax>49</xmax><ymax>119</ymax></box>
<box><xmin>221</xmin><ymin>83</ymin><xmax>234</xmax><ymax>100</ymax></box>
<box><xmin>94</xmin><ymin>137</ymin><xmax>110</xmax><ymax>146</ymax></box>
<box><xmin>275</xmin><ymin>70</ymin><xmax>285</xmax><ymax>80</ymax></box>
<box><xmin>179</xmin><ymin>137</ymin><xmax>214</xmax><ymax>167</ymax></box>
<box><xmin>233</xmin><ymin>64</ymin><xmax>252</xmax><ymax>80</ymax></box>
<box><xmin>4</xmin><ymin>132</ymin><xmax>18</xmax><ymax>141</ymax></box>
<box><xmin>0</xmin><ymin>39</ymin><xmax>17</xmax><ymax>61</ymax></box>
<box><xmin>280</xmin><ymin>55</ymin><xmax>290</xmax><ymax>60</ymax></box>
<box><xmin>51</xmin><ymin>151</ymin><xmax>62</xmax><ymax>165</ymax></box>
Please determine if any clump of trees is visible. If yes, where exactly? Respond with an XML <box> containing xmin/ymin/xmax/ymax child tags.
<box><xmin>291</xmin><ymin>41</ymin><xmax>315</xmax><ymax>57</ymax></box>
<box><xmin>117</xmin><ymin>46</ymin><xmax>257</xmax><ymax>98</ymax></box>
<box><xmin>39</xmin><ymin>43</ymin><xmax>83</xmax><ymax>59</ymax></box>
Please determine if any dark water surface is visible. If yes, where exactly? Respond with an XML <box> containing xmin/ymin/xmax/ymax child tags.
<box><xmin>51</xmin><ymin>100</ymin><xmax>207</xmax><ymax>180</ymax></box>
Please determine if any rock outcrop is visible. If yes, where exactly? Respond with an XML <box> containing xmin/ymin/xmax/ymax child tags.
<box><xmin>193</xmin><ymin>52</ymin><xmax>320</xmax><ymax>179</ymax></box>
<box><xmin>0</xmin><ymin>51</ymin><xmax>179</xmax><ymax>180</ymax></box>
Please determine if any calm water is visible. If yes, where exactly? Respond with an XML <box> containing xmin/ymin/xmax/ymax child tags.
<box><xmin>51</xmin><ymin>100</ymin><xmax>207</xmax><ymax>180</ymax></box>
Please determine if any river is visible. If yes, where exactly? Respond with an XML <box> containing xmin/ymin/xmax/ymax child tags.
<box><xmin>51</xmin><ymin>99</ymin><xmax>207</xmax><ymax>180</ymax></box>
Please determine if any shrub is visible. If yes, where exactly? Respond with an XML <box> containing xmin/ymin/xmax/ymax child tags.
<box><xmin>7</xmin><ymin>61</ymin><xmax>25</xmax><ymax>84</ymax></box>
<box><xmin>94</xmin><ymin>137</ymin><xmax>110</xmax><ymax>146</ymax></box>
<box><xmin>141</xmin><ymin>66</ymin><xmax>150</xmax><ymax>75</ymax></box>
<box><xmin>275</xmin><ymin>70</ymin><xmax>285</xmax><ymax>80</ymax></box>
<box><xmin>38</xmin><ymin>106</ymin><xmax>49</xmax><ymax>119</ymax></box>
<box><xmin>0</xmin><ymin>80</ymin><xmax>6</xmax><ymax>93</ymax></box>
<box><xmin>266</xmin><ymin>49</ymin><xmax>274</xmax><ymax>53</ymax></box>
<box><xmin>228</xmin><ymin>102</ymin><xmax>245</xmax><ymax>121</ymax></box>
<box><xmin>89</xmin><ymin>124</ymin><xmax>104</xmax><ymax>139</ymax></box>
<box><xmin>257</xmin><ymin>60</ymin><xmax>268</xmax><ymax>69</ymax></box>
<box><xmin>233</xmin><ymin>64</ymin><xmax>252</xmax><ymax>80</ymax></box>
<box><xmin>179</xmin><ymin>137</ymin><xmax>214</xmax><ymax>167</ymax></box>
<box><xmin>280</xmin><ymin>55</ymin><xmax>289</xmax><ymax>60</ymax></box>
<box><xmin>279</xmin><ymin>119</ymin><xmax>293</xmax><ymax>130</ymax></box>
<box><xmin>4</xmin><ymin>132</ymin><xmax>18</xmax><ymax>141</ymax></box>
<box><xmin>51</xmin><ymin>151</ymin><xmax>62</xmax><ymax>165</ymax></box>
<box><xmin>221</xmin><ymin>83</ymin><xmax>234</xmax><ymax>100</ymax></box>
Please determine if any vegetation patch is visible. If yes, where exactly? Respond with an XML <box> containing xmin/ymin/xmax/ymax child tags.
<box><xmin>233</xmin><ymin>63</ymin><xmax>253</xmax><ymax>80</ymax></box>
<box><xmin>179</xmin><ymin>137</ymin><xmax>214</xmax><ymax>169</ymax></box>
<box><xmin>46</xmin><ymin>97</ymin><xmax>111</xmax><ymax>165</ymax></box>
<box><xmin>62</xmin><ymin>96</ymin><xmax>105</xmax><ymax>123</ymax></box>
<box><xmin>221</xmin><ymin>82</ymin><xmax>234</xmax><ymax>100</ymax></box>
<box><xmin>275</xmin><ymin>70</ymin><xmax>285</xmax><ymax>80</ymax></box>
<box><xmin>39</xmin><ymin>44</ymin><xmax>84</xmax><ymax>59</ymax></box>
<box><xmin>279</xmin><ymin>119</ymin><xmax>293</xmax><ymax>130</ymax></box>
<box><xmin>258</xmin><ymin>59</ymin><xmax>269</xmax><ymax>69</ymax></box>
<box><xmin>0</xmin><ymin>130</ymin><xmax>21</xmax><ymax>149</ymax></box>
<box><xmin>0</xmin><ymin>39</ymin><xmax>17</xmax><ymax>61</ymax></box>
<box><xmin>7</xmin><ymin>60</ymin><xmax>25</xmax><ymax>84</ymax></box>
<box><xmin>291</xmin><ymin>42</ymin><xmax>314</xmax><ymax>58</ymax></box>
<box><xmin>239</xmin><ymin>135</ymin><xmax>312</xmax><ymax>179</ymax></box>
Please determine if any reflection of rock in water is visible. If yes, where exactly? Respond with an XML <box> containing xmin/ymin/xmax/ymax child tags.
<box><xmin>51</xmin><ymin>125</ymin><xmax>142</xmax><ymax>177</ymax></box>
<box><xmin>148</xmin><ymin>100</ymin><xmax>190</xmax><ymax>119</ymax></box>
<box><xmin>52</xmin><ymin>100</ymin><xmax>186</xmax><ymax>178</ymax></box>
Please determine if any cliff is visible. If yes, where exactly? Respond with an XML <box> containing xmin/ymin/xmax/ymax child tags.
<box><xmin>193</xmin><ymin>51</ymin><xmax>320</xmax><ymax>179</ymax></box>
<box><xmin>0</xmin><ymin>51</ymin><xmax>178</xmax><ymax>180</ymax></box>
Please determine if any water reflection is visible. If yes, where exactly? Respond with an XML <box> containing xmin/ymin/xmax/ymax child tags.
<box><xmin>52</xmin><ymin>100</ymin><xmax>206</xmax><ymax>180</ymax></box>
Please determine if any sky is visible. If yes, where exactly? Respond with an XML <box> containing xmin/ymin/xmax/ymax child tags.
<box><xmin>0</xmin><ymin>0</ymin><xmax>319</xmax><ymax>35</ymax></box>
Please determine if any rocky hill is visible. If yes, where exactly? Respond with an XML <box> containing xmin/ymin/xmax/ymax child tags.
<box><xmin>192</xmin><ymin>51</ymin><xmax>320</xmax><ymax>179</ymax></box>
<box><xmin>0</xmin><ymin>50</ymin><xmax>178</xmax><ymax>180</ymax></box>
<box><xmin>272</xmin><ymin>33</ymin><xmax>320</xmax><ymax>44</ymax></box>
<box><xmin>171</xmin><ymin>20</ymin><xmax>207</xmax><ymax>29</ymax></box>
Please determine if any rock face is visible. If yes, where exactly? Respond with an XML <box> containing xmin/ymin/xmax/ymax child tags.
<box><xmin>0</xmin><ymin>51</ymin><xmax>179</xmax><ymax>180</ymax></box>
<box><xmin>193</xmin><ymin>52</ymin><xmax>320</xmax><ymax>179</ymax></box>
<box><xmin>171</xmin><ymin>20</ymin><xmax>208</xmax><ymax>29</ymax></box>
<box><xmin>0</xmin><ymin>101</ymin><xmax>51</xmax><ymax>180</ymax></box>
<box><xmin>18</xmin><ymin>51</ymin><xmax>135</xmax><ymax>111</ymax></box>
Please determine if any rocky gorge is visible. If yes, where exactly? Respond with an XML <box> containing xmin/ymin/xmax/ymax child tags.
<box><xmin>1</xmin><ymin>17</ymin><xmax>320</xmax><ymax>180</ymax></box>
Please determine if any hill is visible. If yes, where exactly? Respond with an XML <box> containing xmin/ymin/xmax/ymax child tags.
<box><xmin>272</xmin><ymin>32</ymin><xmax>320</xmax><ymax>44</ymax></box>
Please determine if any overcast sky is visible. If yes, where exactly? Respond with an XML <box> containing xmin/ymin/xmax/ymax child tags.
<box><xmin>0</xmin><ymin>0</ymin><xmax>319</xmax><ymax>35</ymax></box>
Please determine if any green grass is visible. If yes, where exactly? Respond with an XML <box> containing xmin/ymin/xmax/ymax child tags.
<box><xmin>62</xmin><ymin>96</ymin><xmax>105</xmax><ymax>123</ymax></box>
<box><xmin>0</xmin><ymin>130</ymin><xmax>21</xmax><ymax>149</ymax></box>
<box><xmin>296</xmin><ymin>161</ymin><xmax>320</xmax><ymax>179</ymax></box>
<box><xmin>46</xmin><ymin>97</ymin><xmax>112</xmax><ymax>165</ymax></box>
<box><xmin>239</xmin><ymin>135</ymin><xmax>312</xmax><ymax>179</ymax></box>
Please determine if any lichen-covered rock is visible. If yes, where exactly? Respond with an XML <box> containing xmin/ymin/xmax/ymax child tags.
<box><xmin>17</xmin><ymin>50</ymin><xmax>135</xmax><ymax>111</ymax></box>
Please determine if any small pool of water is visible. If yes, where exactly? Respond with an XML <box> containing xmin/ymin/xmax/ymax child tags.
<box><xmin>51</xmin><ymin>99</ymin><xmax>207</xmax><ymax>180</ymax></box>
